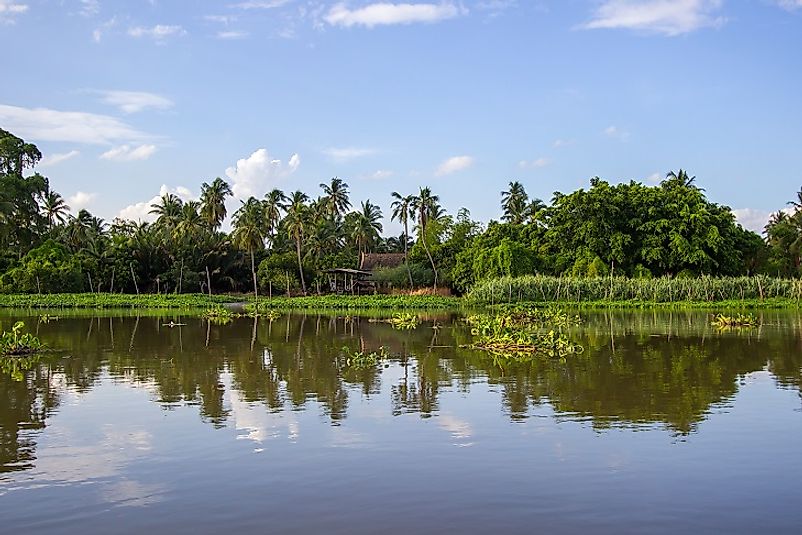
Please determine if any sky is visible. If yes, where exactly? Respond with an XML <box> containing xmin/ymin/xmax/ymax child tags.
<box><xmin>1</xmin><ymin>0</ymin><xmax>801</xmax><ymax>234</ymax></box>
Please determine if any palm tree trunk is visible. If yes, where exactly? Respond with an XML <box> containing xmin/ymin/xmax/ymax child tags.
<box><xmin>251</xmin><ymin>250</ymin><xmax>258</xmax><ymax>312</ymax></box>
<box><xmin>421</xmin><ymin>233</ymin><xmax>438</xmax><ymax>289</ymax></box>
<box><xmin>296</xmin><ymin>237</ymin><xmax>307</xmax><ymax>295</ymax></box>
<box><xmin>404</xmin><ymin>219</ymin><xmax>413</xmax><ymax>287</ymax></box>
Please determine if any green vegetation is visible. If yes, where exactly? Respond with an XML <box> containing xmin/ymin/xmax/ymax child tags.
<box><xmin>0</xmin><ymin>293</ymin><xmax>240</xmax><ymax>309</ymax></box>
<box><xmin>2</xmin><ymin>128</ymin><xmax>802</xmax><ymax>306</ymax></box>
<box><xmin>711</xmin><ymin>313</ymin><xmax>760</xmax><ymax>328</ymax></box>
<box><xmin>465</xmin><ymin>310</ymin><xmax>583</xmax><ymax>359</ymax></box>
<box><xmin>468</xmin><ymin>275</ymin><xmax>802</xmax><ymax>307</ymax></box>
<box><xmin>1</xmin><ymin>321</ymin><xmax>44</xmax><ymax>356</ymax></box>
<box><xmin>387</xmin><ymin>312</ymin><xmax>421</xmax><ymax>330</ymax></box>
<box><xmin>341</xmin><ymin>346</ymin><xmax>388</xmax><ymax>369</ymax></box>
<box><xmin>249</xmin><ymin>294</ymin><xmax>460</xmax><ymax>311</ymax></box>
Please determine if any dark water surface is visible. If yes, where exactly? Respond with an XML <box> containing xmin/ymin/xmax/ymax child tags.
<box><xmin>1</xmin><ymin>310</ymin><xmax>801</xmax><ymax>534</ymax></box>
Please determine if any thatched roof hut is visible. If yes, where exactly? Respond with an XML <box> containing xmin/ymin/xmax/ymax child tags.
<box><xmin>359</xmin><ymin>253</ymin><xmax>406</xmax><ymax>272</ymax></box>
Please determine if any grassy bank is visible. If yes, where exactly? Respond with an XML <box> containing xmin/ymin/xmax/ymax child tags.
<box><xmin>250</xmin><ymin>294</ymin><xmax>462</xmax><ymax>311</ymax></box>
<box><xmin>0</xmin><ymin>293</ymin><xmax>242</xmax><ymax>309</ymax></box>
<box><xmin>468</xmin><ymin>275</ymin><xmax>802</xmax><ymax>307</ymax></box>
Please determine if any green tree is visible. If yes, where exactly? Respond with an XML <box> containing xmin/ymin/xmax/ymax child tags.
<box><xmin>199</xmin><ymin>177</ymin><xmax>232</xmax><ymax>230</ymax></box>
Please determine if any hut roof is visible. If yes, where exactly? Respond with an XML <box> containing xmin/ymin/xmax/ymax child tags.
<box><xmin>359</xmin><ymin>253</ymin><xmax>406</xmax><ymax>271</ymax></box>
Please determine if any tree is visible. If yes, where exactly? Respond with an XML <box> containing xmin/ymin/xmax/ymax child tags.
<box><xmin>199</xmin><ymin>177</ymin><xmax>232</xmax><ymax>230</ymax></box>
<box><xmin>39</xmin><ymin>189</ymin><xmax>70</xmax><ymax>229</ymax></box>
<box><xmin>391</xmin><ymin>191</ymin><xmax>415</xmax><ymax>287</ymax></box>
<box><xmin>410</xmin><ymin>187</ymin><xmax>441</xmax><ymax>288</ymax></box>
<box><xmin>320</xmin><ymin>177</ymin><xmax>351</xmax><ymax>220</ymax></box>
<box><xmin>263</xmin><ymin>189</ymin><xmax>287</xmax><ymax>243</ymax></box>
<box><xmin>285</xmin><ymin>191</ymin><xmax>309</xmax><ymax>295</ymax></box>
<box><xmin>349</xmin><ymin>200</ymin><xmax>383</xmax><ymax>256</ymax></box>
<box><xmin>501</xmin><ymin>181</ymin><xmax>529</xmax><ymax>224</ymax></box>
<box><xmin>232</xmin><ymin>197</ymin><xmax>265</xmax><ymax>306</ymax></box>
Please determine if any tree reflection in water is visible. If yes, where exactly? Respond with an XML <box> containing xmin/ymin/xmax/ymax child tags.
<box><xmin>1</xmin><ymin>309</ymin><xmax>800</xmax><ymax>475</ymax></box>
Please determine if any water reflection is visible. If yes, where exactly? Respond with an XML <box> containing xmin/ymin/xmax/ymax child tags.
<box><xmin>1</xmin><ymin>309</ymin><xmax>801</xmax><ymax>476</ymax></box>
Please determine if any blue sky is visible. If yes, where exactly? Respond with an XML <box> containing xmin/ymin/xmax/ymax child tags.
<box><xmin>1</xmin><ymin>0</ymin><xmax>801</xmax><ymax>233</ymax></box>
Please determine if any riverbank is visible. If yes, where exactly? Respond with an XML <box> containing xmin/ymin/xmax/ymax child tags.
<box><xmin>0</xmin><ymin>293</ymin><xmax>242</xmax><ymax>309</ymax></box>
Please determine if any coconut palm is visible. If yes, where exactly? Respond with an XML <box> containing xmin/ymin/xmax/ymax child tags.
<box><xmin>199</xmin><ymin>177</ymin><xmax>232</xmax><ymax>230</ymax></box>
<box><xmin>263</xmin><ymin>188</ymin><xmax>287</xmax><ymax>242</ymax></box>
<box><xmin>391</xmin><ymin>191</ymin><xmax>415</xmax><ymax>286</ymax></box>
<box><xmin>232</xmin><ymin>197</ymin><xmax>265</xmax><ymax>307</ymax></box>
<box><xmin>501</xmin><ymin>181</ymin><xmax>529</xmax><ymax>224</ymax></box>
<box><xmin>665</xmin><ymin>169</ymin><xmax>700</xmax><ymax>190</ymax></box>
<box><xmin>320</xmin><ymin>177</ymin><xmax>351</xmax><ymax>219</ymax></box>
<box><xmin>285</xmin><ymin>191</ymin><xmax>309</xmax><ymax>295</ymax></box>
<box><xmin>149</xmin><ymin>193</ymin><xmax>183</xmax><ymax>226</ymax></box>
<box><xmin>39</xmin><ymin>189</ymin><xmax>70</xmax><ymax>229</ymax></box>
<box><xmin>350</xmin><ymin>200</ymin><xmax>383</xmax><ymax>256</ymax></box>
<box><xmin>409</xmin><ymin>187</ymin><xmax>441</xmax><ymax>288</ymax></box>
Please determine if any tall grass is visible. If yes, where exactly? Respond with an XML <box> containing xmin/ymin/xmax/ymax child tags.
<box><xmin>467</xmin><ymin>275</ymin><xmax>802</xmax><ymax>306</ymax></box>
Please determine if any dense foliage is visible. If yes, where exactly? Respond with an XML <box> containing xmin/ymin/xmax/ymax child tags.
<box><xmin>1</xmin><ymin>129</ymin><xmax>799</xmax><ymax>298</ymax></box>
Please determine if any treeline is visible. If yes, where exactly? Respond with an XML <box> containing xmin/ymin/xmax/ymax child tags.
<box><xmin>0</xmin><ymin>128</ymin><xmax>799</xmax><ymax>296</ymax></box>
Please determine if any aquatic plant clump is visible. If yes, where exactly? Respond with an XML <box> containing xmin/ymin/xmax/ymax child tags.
<box><xmin>387</xmin><ymin>313</ymin><xmax>421</xmax><ymax>330</ymax></box>
<box><xmin>711</xmin><ymin>313</ymin><xmax>760</xmax><ymax>328</ymax></box>
<box><xmin>0</xmin><ymin>293</ymin><xmax>242</xmax><ymax>309</ymax></box>
<box><xmin>341</xmin><ymin>346</ymin><xmax>388</xmax><ymax>369</ymax></box>
<box><xmin>1</xmin><ymin>321</ymin><xmax>44</xmax><ymax>356</ymax></box>
<box><xmin>465</xmin><ymin>312</ymin><xmax>583</xmax><ymax>359</ymax></box>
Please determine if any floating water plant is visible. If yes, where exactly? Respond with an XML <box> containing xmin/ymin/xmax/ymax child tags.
<box><xmin>341</xmin><ymin>346</ymin><xmax>388</xmax><ymax>369</ymax></box>
<box><xmin>711</xmin><ymin>313</ymin><xmax>759</xmax><ymax>328</ymax></box>
<box><xmin>0</xmin><ymin>321</ymin><xmax>44</xmax><ymax>356</ymax></box>
<box><xmin>465</xmin><ymin>311</ymin><xmax>583</xmax><ymax>359</ymax></box>
<box><xmin>387</xmin><ymin>313</ymin><xmax>421</xmax><ymax>330</ymax></box>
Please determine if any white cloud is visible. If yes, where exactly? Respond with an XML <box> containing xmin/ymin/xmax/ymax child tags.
<box><xmin>128</xmin><ymin>24</ymin><xmax>186</xmax><ymax>41</ymax></box>
<box><xmin>0</xmin><ymin>1</ymin><xmax>28</xmax><ymax>23</ymax></box>
<box><xmin>97</xmin><ymin>90</ymin><xmax>173</xmax><ymax>114</ymax></box>
<box><xmin>646</xmin><ymin>172</ymin><xmax>662</xmax><ymax>184</ymax></box>
<box><xmin>364</xmin><ymin>169</ymin><xmax>394</xmax><ymax>180</ymax></box>
<box><xmin>553</xmin><ymin>138</ymin><xmax>573</xmax><ymax>148</ymax></box>
<box><xmin>217</xmin><ymin>30</ymin><xmax>249</xmax><ymax>39</ymax></box>
<box><xmin>325</xmin><ymin>2</ymin><xmax>464</xmax><ymax>28</ymax></box>
<box><xmin>80</xmin><ymin>0</ymin><xmax>99</xmax><ymax>17</ymax></box>
<box><xmin>0</xmin><ymin>104</ymin><xmax>149</xmax><ymax>145</ymax></box>
<box><xmin>323</xmin><ymin>146</ymin><xmax>375</xmax><ymax>162</ymax></box>
<box><xmin>100</xmin><ymin>144</ymin><xmax>157</xmax><ymax>162</ymax></box>
<box><xmin>39</xmin><ymin>150</ymin><xmax>80</xmax><ymax>167</ymax></box>
<box><xmin>733</xmin><ymin>207</ymin><xmax>794</xmax><ymax>234</ymax></box>
<box><xmin>603</xmin><ymin>125</ymin><xmax>630</xmax><ymax>140</ymax></box>
<box><xmin>118</xmin><ymin>185</ymin><xmax>195</xmax><ymax>222</ymax></box>
<box><xmin>582</xmin><ymin>0</ymin><xmax>725</xmax><ymax>36</ymax></box>
<box><xmin>92</xmin><ymin>17</ymin><xmax>117</xmax><ymax>42</ymax></box>
<box><xmin>225</xmin><ymin>148</ymin><xmax>300</xmax><ymax>199</ymax></box>
<box><xmin>776</xmin><ymin>0</ymin><xmax>802</xmax><ymax>10</ymax></box>
<box><xmin>231</xmin><ymin>0</ymin><xmax>292</xmax><ymax>8</ymax></box>
<box><xmin>518</xmin><ymin>157</ymin><xmax>549</xmax><ymax>169</ymax></box>
<box><xmin>68</xmin><ymin>191</ymin><xmax>98</xmax><ymax>212</ymax></box>
<box><xmin>435</xmin><ymin>155</ymin><xmax>474</xmax><ymax>176</ymax></box>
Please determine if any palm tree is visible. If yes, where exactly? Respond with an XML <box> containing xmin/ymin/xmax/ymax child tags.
<box><xmin>391</xmin><ymin>191</ymin><xmax>415</xmax><ymax>286</ymax></box>
<box><xmin>526</xmin><ymin>197</ymin><xmax>547</xmax><ymax>226</ymax></box>
<box><xmin>199</xmin><ymin>177</ymin><xmax>232</xmax><ymax>230</ymax></box>
<box><xmin>149</xmin><ymin>193</ymin><xmax>183</xmax><ymax>226</ymax></box>
<box><xmin>786</xmin><ymin>188</ymin><xmax>802</xmax><ymax>212</ymax></box>
<box><xmin>263</xmin><ymin>188</ymin><xmax>287</xmax><ymax>242</ymax></box>
<box><xmin>285</xmin><ymin>191</ymin><xmax>309</xmax><ymax>295</ymax></box>
<box><xmin>665</xmin><ymin>169</ymin><xmax>701</xmax><ymax>190</ymax></box>
<box><xmin>410</xmin><ymin>187</ymin><xmax>441</xmax><ymax>288</ymax></box>
<box><xmin>320</xmin><ymin>177</ymin><xmax>351</xmax><ymax>219</ymax></box>
<box><xmin>39</xmin><ymin>189</ymin><xmax>70</xmax><ymax>229</ymax></box>
<box><xmin>501</xmin><ymin>181</ymin><xmax>529</xmax><ymax>224</ymax></box>
<box><xmin>350</xmin><ymin>200</ymin><xmax>383</xmax><ymax>256</ymax></box>
<box><xmin>232</xmin><ymin>197</ymin><xmax>265</xmax><ymax>307</ymax></box>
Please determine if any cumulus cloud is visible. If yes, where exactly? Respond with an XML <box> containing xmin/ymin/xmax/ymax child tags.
<box><xmin>325</xmin><ymin>2</ymin><xmax>465</xmax><ymax>28</ymax></box>
<box><xmin>225</xmin><ymin>148</ymin><xmax>301</xmax><ymax>199</ymax></box>
<box><xmin>582</xmin><ymin>0</ymin><xmax>725</xmax><ymax>36</ymax></box>
<box><xmin>100</xmin><ymin>144</ymin><xmax>157</xmax><ymax>162</ymax></box>
<box><xmin>96</xmin><ymin>90</ymin><xmax>173</xmax><ymax>114</ymax></box>
<box><xmin>435</xmin><ymin>155</ymin><xmax>474</xmax><ymax>176</ymax></box>
<box><xmin>518</xmin><ymin>157</ymin><xmax>549</xmax><ymax>169</ymax></box>
<box><xmin>217</xmin><ymin>30</ymin><xmax>249</xmax><ymax>39</ymax></box>
<box><xmin>39</xmin><ymin>150</ymin><xmax>80</xmax><ymax>167</ymax></box>
<box><xmin>118</xmin><ymin>185</ymin><xmax>195</xmax><ymax>222</ymax></box>
<box><xmin>323</xmin><ymin>146</ymin><xmax>375</xmax><ymax>162</ymax></box>
<box><xmin>0</xmin><ymin>1</ymin><xmax>28</xmax><ymax>23</ymax></box>
<box><xmin>128</xmin><ymin>24</ymin><xmax>186</xmax><ymax>41</ymax></box>
<box><xmin>68</xmin><ymin>191</ymin><xmax>98</xmax><ymax>212</ymax></box>
<box><xmin>733</xmin><ymin>207</ymin><xmax>794</xmax><ymax>234</ymax></box>
<box><xmin>364</xmin><ymin>169</ymin><xmax>394</xmax><ymax>180</ymax></box>
<box><xmin>0</xmin><ymin>104</ymin><xmax>149</xmax><ymax>145</ymax></box>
